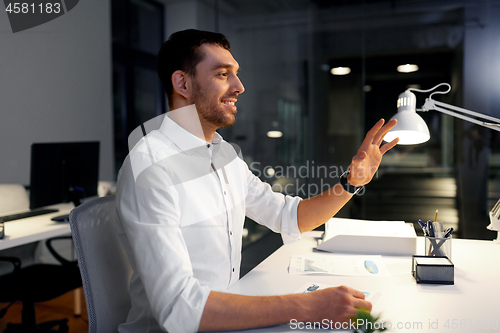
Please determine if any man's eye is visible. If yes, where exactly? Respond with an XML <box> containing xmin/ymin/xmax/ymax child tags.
<box><xmin>219</xmin><ymin>72</ymin><xmax>228</xmax><ymax>77</ymax></box>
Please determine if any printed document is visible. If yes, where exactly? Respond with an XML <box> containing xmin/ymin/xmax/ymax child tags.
<box><xmin>289</xmin><ymin>254</ymin><xmax>390</xmax><ymax>277</ymax></box>
<box><xmin>295</xmin><ymin>282</ymin><xmax>382</xmax><ymax>304</ymax></box>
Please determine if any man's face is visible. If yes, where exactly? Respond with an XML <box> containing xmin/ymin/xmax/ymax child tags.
<box><xmin>189</xmin><ymin>43</ymin><xmax>245</xmax><ymax>129</ymax></box>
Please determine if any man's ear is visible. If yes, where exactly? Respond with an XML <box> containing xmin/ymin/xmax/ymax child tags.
<box><xmin>171</xmin><ymin>70</ymin><xmax>190</xmax><ymax>100</ymax></box>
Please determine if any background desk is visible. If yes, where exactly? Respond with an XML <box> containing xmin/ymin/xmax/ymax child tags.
<box><xmin>0</xmin><ymin>202</ymin><xmax>82</xmax><ymax>317</ymax></box>
<box><xmin>0</xmin><ymin>203</ymin><xmax>74</xmax><ymax>251</ymax></box>
<box><xmin>227</xmin><ymin>231</ymin><xmax>500</xmax><ymax>332</ymax></box>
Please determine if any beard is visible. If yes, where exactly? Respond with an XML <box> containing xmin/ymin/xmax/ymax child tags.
<box><xmin>190</xmin><ymin>78</ymin><xmax>237</xmax><ymax>129</ymax></box>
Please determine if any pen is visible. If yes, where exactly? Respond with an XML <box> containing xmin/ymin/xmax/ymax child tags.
<box><xmin>434</xmin><ymin>209</ymin><xmax>439</xmax><ymax>222</ymax></box>
<box><xmin>418</xmin><ymin>219</ymin><xmax>428</xmax><ymax>236</ymax></box>
<box><xmin>444</xmin><ymin>227</ymin><xmax>454</xmax><ymax>238</ymax></box>
<box><xmin>427</xmin><ymin>220</ymin><xmax>435</xmax><ymax>237</ymax></box>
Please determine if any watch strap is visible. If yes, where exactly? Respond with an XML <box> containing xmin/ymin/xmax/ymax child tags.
<box><xmin>340</xmin><ymin>170</ymin><xmax>364</xmax><ymax>195</ymax></box>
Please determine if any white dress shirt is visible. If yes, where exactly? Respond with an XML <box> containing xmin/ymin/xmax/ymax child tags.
<box><xmin>115</xmin><ymin>115</ymin><xmax>302</xmax><ymax>333</ymax></box>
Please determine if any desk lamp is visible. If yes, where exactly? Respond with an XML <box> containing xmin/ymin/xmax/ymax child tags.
<box><xmin>488</xmin><ymin>200</ymin><xmax>500</xmax><ymax>243</ymax></box>
<box><xmin>383</xmin><ymin>83</ymin><xmax>500</xmax><ymax>242</ymax></box>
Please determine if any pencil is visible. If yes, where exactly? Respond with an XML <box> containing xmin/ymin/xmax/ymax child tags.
<box><xmin>434</xmin><ymin>209</ymin><xmax>439</xmax><ymax>222</ymax></box>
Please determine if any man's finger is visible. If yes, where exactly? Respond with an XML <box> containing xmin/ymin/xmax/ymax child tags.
<box><xmin>373</xmin><ymin>119</ymin><xmax>398</xmax><ymax>146</ymax></box>
<box><xmin>350</xmin><ymin>288</ymin><xmax>367</xmax><ymax>299</ymax></box>
<box><xmin>380</xmin><ymin>137</ymin><xmax>399</xmax><ymax>155</ymax></box>
<box><xmin>363</xmin><ymin>119</ymin><xmax>385</xmax><ymax>144</ymax></box>
<box><xmin>354</xmin><ymin>299</ymin><xmax>373</xmax><ymax>312</ymax></box>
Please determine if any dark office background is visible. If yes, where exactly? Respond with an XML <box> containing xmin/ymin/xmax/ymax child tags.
<box><xmin>2</xmin><ymin>0</ymin><xmax>500</xmax><ymax>244</ymax></box>
<box><xmin>109</xmin><ymin>0</ymin><xmax>500</xmax><ymax>243</ymax></box>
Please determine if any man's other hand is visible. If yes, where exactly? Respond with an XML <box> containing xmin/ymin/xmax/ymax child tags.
<box><xmin>302</xmin><ymin>285</ymin><xmax>373</xmax><ymax>324</ymax></box>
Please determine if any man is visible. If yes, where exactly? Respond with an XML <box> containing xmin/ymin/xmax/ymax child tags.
<box><xmin>115</xmin><ymin>29</ymin><xmax>399</xmax><ymax>332</ymax></box>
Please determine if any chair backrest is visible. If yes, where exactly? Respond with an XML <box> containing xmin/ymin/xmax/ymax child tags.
<box><xmin>69</xmin><ymin>195</ymin><xmax>132</xmax><ymax>333</ymax></box>
<box><xmin>0</xmin><ymin>184</ymin><xmax>29</xmax><ymax>214</ymax></box>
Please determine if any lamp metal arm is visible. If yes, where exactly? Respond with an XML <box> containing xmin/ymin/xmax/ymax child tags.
<box><xmin>420</xmin><ymin>98</ymin><xmax>500</xmax><ymax>132</ymax></box>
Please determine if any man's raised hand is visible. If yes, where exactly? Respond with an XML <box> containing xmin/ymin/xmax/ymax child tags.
<box><xmin>347</xmin><ymin>119</ymin><xmax>399</xmax><ymax>187</ymax></box>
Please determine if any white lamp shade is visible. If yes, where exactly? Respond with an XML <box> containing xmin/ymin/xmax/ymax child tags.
<box><xmin>384</xmin><ymin>91</ymin><xmax>430</xmax><ymax>145</ymax></box>
<box><xmin>384</xmin><ymin>112</ymin><xmax>430</xmax><ymax>144</ymax></box>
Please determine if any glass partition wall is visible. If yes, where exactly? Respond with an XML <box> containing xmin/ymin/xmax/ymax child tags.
<box><xmin>219</xmin><ymin>0</ymin><xmax>500</xmax><ymax>241</ymax></box>
<box><xmin>112</xmin><ymin>0</ymin><xmax>500</xmax><ymax>242</ymax></box>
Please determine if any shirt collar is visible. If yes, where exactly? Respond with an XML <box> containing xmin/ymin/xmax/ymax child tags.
<box><xmin>159</xmin><ymin>114</ymin><xmax>223</xmax><ymax>155</ymax></box>
<box><xmin>212</xmin><ymin>131</ymin><xmax>223</xmax><ymax>145</ymax></box>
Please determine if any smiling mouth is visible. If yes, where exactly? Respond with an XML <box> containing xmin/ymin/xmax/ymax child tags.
<box><xmin>221</xmin><ymin>100</ymin><xmax>237</xmax><ymax>111</ymax></box>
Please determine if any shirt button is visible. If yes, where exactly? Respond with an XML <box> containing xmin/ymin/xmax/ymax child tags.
<box><xmin>232</xmin><ymin>268</ymin><xmax>235</xmax><ymax>272</ymax></box>
<box><xmin>207</xmin><ymin>144</ymin><xmax>210</xmax><ymax>148</ymax></box>
<box><xmin>230</xmin><ymin>231</ymin><xmax>233</xmax><ymax>236</ymax></box>
<box><xmin>224</xmin><ymin>191</ymin><xmax>226</xmax><ymax>195</ymax></box>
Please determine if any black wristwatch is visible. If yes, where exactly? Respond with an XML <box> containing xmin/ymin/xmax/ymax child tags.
<box><xmin>340</xmin><ymin>170</ymin><xmax>364</xmax><ymax>195</ymax></box>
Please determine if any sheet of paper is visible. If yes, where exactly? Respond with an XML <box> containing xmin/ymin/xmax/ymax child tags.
<box><xmin>324</xmin><ymin>218</ymin><xmax>415</xmax><ymax>240</ymax></box>
<box><xmin>294</xmin><ymin>282</ymin><xmax>382</xmax><ymax>305</ymax></box>
<box><xmin>289</xmin><ymin>254</ymin><xmax>390</xmax><ymax>277</ymax></box>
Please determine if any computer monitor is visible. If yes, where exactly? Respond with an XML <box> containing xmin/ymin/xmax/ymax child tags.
<box><xmin>29</xmin><ymin>141</ymin><xmax>100</xmax><ymax>210</ymax></box>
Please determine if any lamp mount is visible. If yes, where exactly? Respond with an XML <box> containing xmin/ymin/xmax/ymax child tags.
<box><xmin>419</xmin><ymin>99</ymin><xmax>500</xmax><ymax>132</ymax></box>
<box><xmin>407</xmin><ymin>83</ymin><xmax>500</xmax><ymax>131</ymax></box>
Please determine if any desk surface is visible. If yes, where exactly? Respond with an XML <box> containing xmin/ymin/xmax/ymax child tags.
<box><xmin>0</xmin><ymin>203</ymin><xmax>74</xmax><ymax>250</ymax></box>
<box><xmin>227</xmin><ymin>231</ymin><xmax>500</xmax><ymax>333</ymax></box>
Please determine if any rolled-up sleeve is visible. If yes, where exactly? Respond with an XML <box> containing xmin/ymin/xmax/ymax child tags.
<box><xmin>116</xmin><ymin>158</ymin><xmax>211</xmax><ymax>333</ymax></box>
<box><xmin>244</xmin><ymin>167</ymin><xmax>302</xmax><ymax>244</ymax></box>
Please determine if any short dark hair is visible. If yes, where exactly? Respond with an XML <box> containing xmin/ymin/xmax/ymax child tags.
<box><xmin>157</xmin><ymin>29</ymin><xmax>231</xmax><ymax>107</ymax></box>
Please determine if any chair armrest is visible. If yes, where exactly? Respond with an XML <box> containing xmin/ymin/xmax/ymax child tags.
<box><xmin>0</xmin><ymin>256</ymin><xmax>21</xmax><ymax>274</ymax></box>
<box><xmin>45</xmin><ymin>236</ymin><xmax>78</xmax><ymax>267</ymax></box>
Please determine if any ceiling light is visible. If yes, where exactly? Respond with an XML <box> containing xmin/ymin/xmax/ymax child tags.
<box><xmin>267</xmin><ymin>131</ymin><xmax>283</xmax><ymax>138</ymax></box>
<box><xmin>330</xmin><ymin>67</ymin><xmax>351</xmax><ymax>75</ymax></box>
<box><xmin>266</xmin><ymin>167</ymin><xmax>275</xmax><ymax>177</ymax></box>
<box><xmin>397</xmin><ymin>64</ymin><xmax>419</xmax><ymax>73</ymax></box>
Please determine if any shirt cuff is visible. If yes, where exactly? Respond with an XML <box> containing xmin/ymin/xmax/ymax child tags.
<box><xmin>164</xmin><ymin>278</ymin><xmax>211</xmax><ymax>333</ymax></box>
<box><xmin>280</xmin><ymin>195</ymin><xmax>303</xmax><ymax>244</ymax></box>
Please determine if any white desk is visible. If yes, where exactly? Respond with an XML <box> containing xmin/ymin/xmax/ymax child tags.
<box><xmin>227</xmin><ymin>231</ymin><xmax>500</xmax><ymax>333</ymax></box>
<box><xmin>0</xmin><ymin>203</ymin><xmax>74</xmax><ymax>250</ymax></box>
<box><xmin>0</xmin><ymin>202</ymin><xmax>83</xmax><ymax>316</ymax></box>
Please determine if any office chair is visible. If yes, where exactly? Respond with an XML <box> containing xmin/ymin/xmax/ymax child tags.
<box><xmin>0</xmin><ymin>238</ymin><xmax>82</xmax><ymax>332</ymax></box>
<box><xmin>69</xmin><ymin>195</ymin><xmax>132</xmax><ymax>333</ymax></box>
<box><xmin>0</xmin><ymin>184</ymin><xmax>82</xmax><ymax>332</ymax></box>
<box><xmin>0</xmin><ymin>184</ymin><xmax>30</xmax><ymax>213</ymax></box>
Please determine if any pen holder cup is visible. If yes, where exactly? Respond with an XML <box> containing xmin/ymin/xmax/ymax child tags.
<box><xmin>0</xmin><ymin>222</ymin><xmax>4</xmax><ymax>239</ymax></box>
<box><xmin>425</xmin><ymin>236</ymin><xmax>451</xmax><ymax>259</ymax></box>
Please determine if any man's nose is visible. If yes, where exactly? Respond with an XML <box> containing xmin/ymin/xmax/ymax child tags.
<box><xmin>232</xmin><ymin>75</ymin><xmax>245</xmax><ymax>94</ymax></box>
